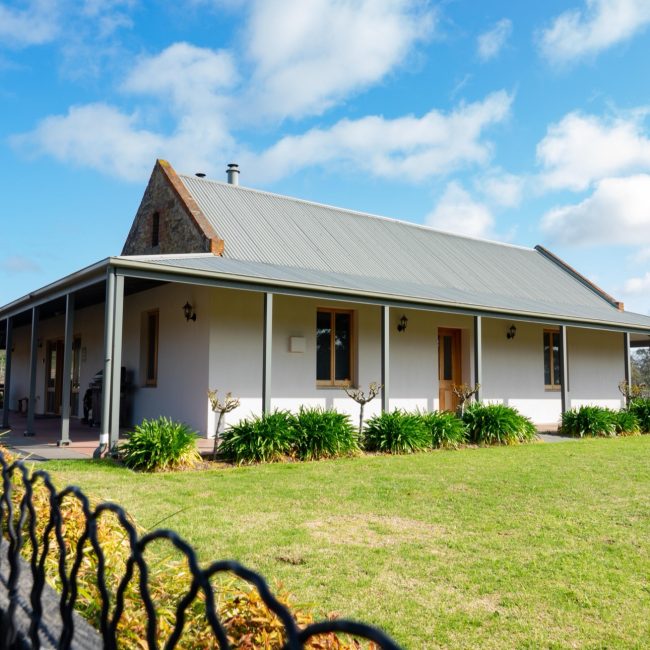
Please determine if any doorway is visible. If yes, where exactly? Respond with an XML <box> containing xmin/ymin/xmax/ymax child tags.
<box><xmin>44</xmin><ymin>337</ymin><xmax>81</xmax><ymax>416</ymax></box>
<box><xmin>438</xmin><ymin>328</ymin><xmax>461</xmax><ymax>412</ymax></box>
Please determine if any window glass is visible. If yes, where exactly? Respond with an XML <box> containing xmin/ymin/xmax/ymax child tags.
<box><xmin>543</xmin><ymin>332</ymin><xmax>551</xmax><ymax>385</ymax></box>
<box><xmin>316</xmin><ymin>311</ymin><xmax>332</xmax><ymax>381</ymax></box>
<box><xmin>334</xmin><ymin>312</ymin><xmax>351</xmax><ymax>381</ymax></box>
<box><xmin>552</xmin><ymin>332</ymin><xmax>561</xmax><ymax>386</ymax></box>
<box><xmin>151</xmin><ymin>212</ymin><xmax>160</xmax><ymax>247</ymax></box>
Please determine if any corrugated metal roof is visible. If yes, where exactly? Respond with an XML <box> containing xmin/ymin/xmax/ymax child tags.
<box><xmin>118</xmin><ymin>253</ymin><xmax>650</xmax><ymax>330</ymax></box>
<box><xmin>172</xmin><ymin>175</ymin><xmax>650</xmax><ymax>329</ymax></box>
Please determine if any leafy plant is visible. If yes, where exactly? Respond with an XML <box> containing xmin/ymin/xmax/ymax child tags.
<box><xmin>219</xmin><ymin>410</ymin><xmax>295</xmax><ymax>464</ymax></box>
<box><xmin>613</xmin><ymin>409</ymin><xmax>640</xmax><ymax>436</ymax></box>
<box><xmin>559</xmin><ymin>406</ymin><xmax>617</xmax><ymax>438</ymax></box>
<box><xmin>121</xmin><ymin>417</ymin><xmax>201</xmax><ymax>471</ymax></box>
<box><xmin>420</xmin><ymin>411</ymin><xmax>467</xmax><ymax>448</ymax></box>
<box><xmin>462</xmin><ymin>403</ymin><xmax>537</xmax><ymax>445</ymax></box>
<box><xmin>293</xmin><ymin>407</ymin><xmax>359</xmax><ymax>461</ymax></box>
<box><xmin>363</xmin><ymin>410</ymin><xmax>430</xmax><ymax>454</ymax></box>
<box><xmin>628</xmin><ymin>397</ymin><xmax>650</xmax><ymax>433</ymax></box>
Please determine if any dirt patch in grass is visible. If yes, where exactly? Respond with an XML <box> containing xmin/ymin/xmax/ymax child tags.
<box><xmin>304</xmin><ymin>514</ymin><xmax>445</xmax><ymax>548</ymax></box>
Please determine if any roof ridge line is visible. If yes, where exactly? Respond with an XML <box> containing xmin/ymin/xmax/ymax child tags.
<box><xmin>178</xmin><ymin>172</ymin><xmax>534</xmax><ymax>253</ymax></box>
<box><xmin>534</xmin><ymin>245</ymin><xmax>624</xmax><ymax>311</ymax></box>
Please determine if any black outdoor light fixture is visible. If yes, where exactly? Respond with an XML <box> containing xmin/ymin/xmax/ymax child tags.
<box><xmin>183</xmin><ymin>302</ymin><xmax>197</xmax><ymax>322</ymax></box>
<box><xmin>506</xmin><ymin>324</ymin><xmax>517</xmax><ymax>340</ymax></box>
<box><xmin>397</xmin><ymin>314</ymin><xmax>408</xmax><ymax>333</ymax></box>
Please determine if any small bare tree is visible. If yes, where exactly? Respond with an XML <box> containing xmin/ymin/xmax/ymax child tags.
<box><xmin>344</xmin><ymin>382</ymin><xmax>382</xmax><ymax>438</ymax></box>
<box><xmin>207</xmin><ymin>389</ymin><xmax>240</xmax><ymax>460</ymax></box>
<box><xmin>452</xmin><ymin>383</ymin><xmax>481</xmax><ymax>416</ymax></box>
<box><xmin>618</xmin><ymin>380</ymin><xmax>646</xmax><ymax>408</ymax></box>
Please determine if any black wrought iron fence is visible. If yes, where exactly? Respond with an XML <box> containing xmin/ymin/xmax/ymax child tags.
<box><xmin>0</xmin><ymin>452</ymin><xmax>403</xmax><ymax>649</ymax></box>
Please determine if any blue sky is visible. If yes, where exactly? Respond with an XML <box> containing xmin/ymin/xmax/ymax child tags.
<box><xmin>2</xmin><ymin>0</ymin><xmax>650</xmax><ymax>313</ymax></box>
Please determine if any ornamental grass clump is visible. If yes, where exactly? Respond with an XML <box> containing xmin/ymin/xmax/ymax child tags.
<box><xmin>420</xmin><ymin>411</ymin><xmax>467</xmax><ymax>449</ymax></box>
<box><xmin>121</xmin><ymin>417</ymin><xmax>201</xmax><ymax>471</ymax></box>
<box><xmin>628</xmin><ymin>397</ymin><xmax>650</xmax><ymax>433</ymax></box>
<box><xmin>219</xmin><ymin>410</ymin><xmax>295</xmax><ymax>464</ymax></box>
<box><xmin>292</xmin><ymin>407</ymin><xmax>359</xmax><ymax>461</ymax></box>
<box><xmin>462</xmin><ymin>403</ymin><xmax>537</xmax><ymax>445</ymax></box>
<box><xmin>560</xmin><ymin>405</ymin><xmax>617</xmax><ymax>438</ymax></box>
<box><xmin>613</xmin><ymin>409</ymin><xmax>641</xmax><ymax>436</ymax></box>
<box><xmin>363</xmin><ymin>410</ymin><xmax>430</xmax><ymax>454</ymax></box>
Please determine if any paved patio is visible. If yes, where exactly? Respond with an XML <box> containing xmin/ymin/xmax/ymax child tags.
<box><xmin>0</xmin><ymin>412</ymin><xmax>214</xmax><ymax>460</ymax></box>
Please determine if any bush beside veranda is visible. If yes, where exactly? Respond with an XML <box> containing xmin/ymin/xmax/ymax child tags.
<box><xmin>420</xmin><ymin>411</ymin><xmax>467</xmax><ymax>448</ymax></box>
<box><xmin>121</xmin><ymin>417</ymin><xmax>201</xmax><ymax>471</ymax></box>
<box><xmin>292</xmin><ymin>407</ymin><xmax>359</xmax><ymax>461</ymax></box>
<box><xmin>363</xmin><ymin>410</ymin><xmax>431</xmax><ymax>454</ymax></box>
<box><xmin>462</xmin><ymin>403</ymin><xmax>537</xmax><ymax>445</ymax></box>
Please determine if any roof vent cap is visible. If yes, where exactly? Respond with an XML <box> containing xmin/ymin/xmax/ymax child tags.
<box><xmin>226</xmin><ymin>163</ymin><xmax>240</xmax><ymax>186</ymax></box>
<box><xmin>195</xmin><ymin>172</ymin><xmax>206</xmax><ymax>178</ymax></box>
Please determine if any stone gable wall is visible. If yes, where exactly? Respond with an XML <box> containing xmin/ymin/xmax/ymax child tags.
<box><xmin>122</xmin><ymin>165</ymin><xmax>210</xmax><ymax>256</ymax></box>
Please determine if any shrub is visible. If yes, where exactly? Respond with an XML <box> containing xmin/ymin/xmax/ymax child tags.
<box><xmin>292</xmin><ymin>407</ymin><xmax>359</xmax><ymax>461</ymax></box>
<box><xmin>628</xmin><ymin>398</ymin><xmax>650</xmax><ymax>433</ymax></box>
<box><xmin>219</xmin><ymin>410</ymin><xmax>295</xmax><ymax>464</ymax></box>
<box><xmin>420</xmin><ymin>411</ymin><xmax>467</xmax><ymax>448</ymax></box>
<box><xmin>363</xmin><ymin>410</ymin><xmax>430</xmax><ymax>454</ymax></box>
<box><xmin>462</xmin><ymin>403</ymin><xmax>537</xmax><ymax>445</ymax></box>
<box><xmin>560</xmin><ymin>405</ymin><xmax>616</xmax><ymax>438</ymax></box>
<box><xmin>613</xmin><ymin>409</ymin><xmax>641</xmax><ymax>436</ymax></box>
<box><xmin>121</xmin><ymin>417</ymin><xmax>201</xmax><ymax>471</ymax></box>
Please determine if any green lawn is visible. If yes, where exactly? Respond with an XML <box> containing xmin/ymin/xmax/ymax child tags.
<box><xmin>44</xmin><ymin>437</ymin><xmax>650</xmax><ymax>649</ymax></box>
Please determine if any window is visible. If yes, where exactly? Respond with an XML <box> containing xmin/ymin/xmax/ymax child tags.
<box><xmin>151</xmin><ymin>212</ymin><xmax>160</xmax><ymax>247</ymax></box>
<box><xmin>543</xmin><ymin>329</ymin><xmax>561</xmax><ymax>389</ymax></box>
<box><xmin>316</xmin><ymin>309</ymin><xmax>354</xmax><ymax>386</ymax></box>
<box><xmin>143</xmin><ymin>310</ymin><xmax>159</xmax><ymax>386</ymax></box>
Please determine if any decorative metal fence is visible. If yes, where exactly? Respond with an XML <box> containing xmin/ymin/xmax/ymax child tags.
<box><xmin>0</xmin><ymin>452</ymin><xmax>403</xmax><ymax>649</ymax></box>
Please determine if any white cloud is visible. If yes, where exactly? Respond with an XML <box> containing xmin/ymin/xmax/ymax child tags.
<box><xmin>475</xmin><ymin>170</ymin><xmax>524</xmax><ymax>207</ymax></box>
<box><xmin>11</xmin><ymin>104</ymin><xmax>164</xmax><ymax>181</ymax></box>
<box><xmin>0</xmin><ymin>255</ymin><xmax>42</xmax><ymax>274</ymax></box>
<box><xmin>245</xmin><ymin>91</ymin><xmax>513</xmax><ymax>183</ymax></box>
<box><xmin>426</xmin><ymin>182</ymin><xmax>495</xmax><ymax>239</ymax></box>
<box><xmin>537</xmin><ymin>111</ymin><xmax>650</xmax><ymax>191</ymax></box>
<box><xmin>0</xmin><ymin>0</ymin><xmax>59</xmax><ymax>47</ymax></box>
<box><xmin>539</xmin><ymin>0</ymin><xmax>650</xmax><ymax>65</ymax></box>
<box><xmin>243</xmin><ymin>0</ymin><xmax>435</xmax><ymax>120</ymax></box>
<box><xmin>623</xmin><ymin>271</ymin><xmax>650</xmax><ymax>294</ymax></box>
<box><xmin>123</xmin><ymin>43</ymin><xmax>237</xmax><ymax>113</ymax></box>
<box><xmin>541</xmin><ymin>174</ymin><xmax>650</xmax><ymax>245</ymax></box>
<box><xmin>477</xmin><ymin>18</ymin><xmax>512</xmax><ymax>62</ymax></box>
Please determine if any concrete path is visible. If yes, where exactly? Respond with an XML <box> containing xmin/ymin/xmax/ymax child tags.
<box><xmin>536</xmin><ymin>432</ymin><xmax>576</xmax><ymax>443</ymax></box>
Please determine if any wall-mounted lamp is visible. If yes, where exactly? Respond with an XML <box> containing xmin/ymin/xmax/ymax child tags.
<box><xmin>183</xmin><ymin>302</ymin><xmax>197</xmax><ymax>322</ymax></box>
<box><xmin>506</xmin><ymin>324</ymin><xmax>517</xmax><ymax>340</ymax></box>
<box><xmin>397</xmin><ymin>314</ymin><xmax>408</xmax><ymax>333</ymax></box>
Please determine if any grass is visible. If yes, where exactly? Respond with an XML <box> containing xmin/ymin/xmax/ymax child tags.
<box><xmin>44</xmin><ymin>437</ymin><xmax>650</xmax><ymax>649</ymax></box>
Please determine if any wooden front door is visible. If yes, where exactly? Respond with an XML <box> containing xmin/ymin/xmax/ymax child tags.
<box><xmin>45</xmin><ymin>339</ymin><xmax>64</xmax><ymax>415</ymax></box>
<box><xmin>438</xmin><ymin>328</ymin><xmax>461</xmax><ymax>412</ymax></box>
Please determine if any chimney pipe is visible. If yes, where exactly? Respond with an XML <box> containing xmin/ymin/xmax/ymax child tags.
<box><xmin>226</xmin><ymin>163</ymin><xmax>240</xmax><ymax>186</ymax></box>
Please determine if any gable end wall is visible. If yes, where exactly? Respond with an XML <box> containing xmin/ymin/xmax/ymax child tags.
<box><xmin>122</xmin><ymin>162</ymin><xmax>217</xmax><ymax>255</ymax></box>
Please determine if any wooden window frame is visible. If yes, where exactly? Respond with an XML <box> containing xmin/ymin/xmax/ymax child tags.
<box><xmin>143</xmin><ymin>309</ymin><xmax>159</xmax><ymax>387</ymax></box>
<box><xmin>316</xmin><ymin>308</ymin><xmax>355</xmax><ymax>388</ymax></box>
<box><xmin>543</xmin><ymin>328</ymin><xmax>561</xmax><ymax>391</ymax></box>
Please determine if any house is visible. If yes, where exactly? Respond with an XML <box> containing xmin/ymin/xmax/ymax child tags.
<box><xmin>2</xmin><ymin>159</ymin><xmax>650</xmax><ymax>451</ymax></box>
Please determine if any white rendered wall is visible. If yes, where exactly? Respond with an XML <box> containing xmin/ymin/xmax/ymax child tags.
<box><xmin>481</xmin><ymin>319</ymin><xmax>625</xmax><ymax>424</ymax></box>
<box><xmin>206</xmin><ymin>291</ymin><xmax>475</xmax><ymax>433</ymax></box>
<box><xmin>121</xmin><ymin>283</ymin><xmax>211</xmax><ymax>435</ymax></box>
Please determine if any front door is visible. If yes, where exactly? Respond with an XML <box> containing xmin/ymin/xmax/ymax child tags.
<box><xmin>45</xmin><ymin>339</ymin><xmax>64</xmax><ymax>415</ymax></box>
<box><xmin>438</xmin><ymin>328</ymin><xmax>461</xmax><ymax>412</ymax></box>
